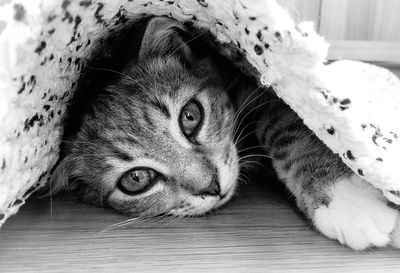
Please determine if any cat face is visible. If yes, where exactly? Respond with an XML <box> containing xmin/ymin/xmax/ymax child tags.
<box><xmin>52</xmin><ymin>17</ymin><xmax>239</xmax><ymax>217</ymax></box>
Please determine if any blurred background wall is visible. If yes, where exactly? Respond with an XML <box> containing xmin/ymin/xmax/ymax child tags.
<box><xmin>277</xmin><ymin>0</ymin><xmax>400</xmax><ymax>64</ymax></box>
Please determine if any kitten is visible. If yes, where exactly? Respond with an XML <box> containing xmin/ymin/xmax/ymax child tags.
<box><xmin>52</xmin><ymin>17</ymin><xmax>398</xmax><ymax>250</ymax></box>
<box><xmin>52</xmin><ymin>17</ymin><xmax>240</xmax><ymax>217</ymax></box>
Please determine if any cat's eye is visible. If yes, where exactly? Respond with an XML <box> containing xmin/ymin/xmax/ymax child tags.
<box><xmin>118</xmin><ymin>168</ymin><xmax>158</xmax><ymax>195</ymax></box>
<box><xmin>179</xmin><ymin>100</ymin><xmax>203</xmax><ymax>137</ymax></box>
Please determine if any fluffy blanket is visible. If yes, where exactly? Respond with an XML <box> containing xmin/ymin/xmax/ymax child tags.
<box><xmin>0</xmin><ymin>0</ymin><xmax>399</xmax><ymax>227</ymax></box>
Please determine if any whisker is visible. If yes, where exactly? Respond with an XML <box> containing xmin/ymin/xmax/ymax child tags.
<box><xmin>138</xmin><ymin>214</ymin><xmax>166</xmax><ymax>226</ymax></box>
<box><xmin>240</xmin><ymin>160</ymin><xmax>263</xmax><ymax>167</ymax></box>
<box><xmin>240</xmin><ymin>160</ymin><xmax>264</xmax><ymax>171</ymax></box>
<box><xmin>223</xmin><ymin>66</ymin><xmax>254</xmax><ymax>92</ymax></box>
<box><xmin>234</xmin><ymin>122</ymin><xmax>264</xmax><ymax>147</ymax></box>
<box><xmin>239</xmin><ymin>154</ymin><xmax>273</xmax><ymax>161</ymax></box>
<box><xmin>86</xmin><ymin>214</ymin><xmax>167</xmax><ymax>248</ymax></box>
<box><xmin>237</xmin><ymin>144</ymin><xmax>271</xmax><ymax>153</ymax></box>
<box><xmin>237</xmin><ymin>173</ymin><xmax>252</xmax><ymax>184</ymax></box>
<box><xmin>234</xmin><ymin>120</ymin><xmax>263</xmax><ymax>143</ymax></box>
<box><xmin>233</xmin><ymin>85</ymin><xmax>263</xmax><ymax>118</ymax></box>
<box><xmin>86</xmin><ymin>65</ymin><xmax>137</xmax><ymax>84</ymax></box>
<box><xmin>234</xmin><ymin>128</ymin><xmax>262</xmax><ymax>149</ymax></box>
<box><xmin>164</xmin><ymin>214</ymin><xmax>185</xmax><ymax>226</ymax></box>
<box><xmin>93</xmin><ymin>217</ymin><xmax>142</xmax><ymax>238</ymax></box>
<box><xmin>240</xmin><ymin>172</ymin><xmax>252</xmax><ymax>181</ymax></box>
<box><xmin>234</xmin><ymin>99</ymin><xmax>279</xmax><ymax>140</ymax></box>
<box><xmin>232</xmin><ymin>85</ymin><xmax>264</xmax><ymax>127</ymax></box>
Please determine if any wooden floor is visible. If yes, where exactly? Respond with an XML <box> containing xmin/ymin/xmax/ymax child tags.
<box><xmin>1</xmin><ymin>178</ymin><xmax>400</xmax><ymax>273</ymax></box>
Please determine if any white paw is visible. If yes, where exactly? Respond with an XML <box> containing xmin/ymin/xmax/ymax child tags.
<box><xmin>314</xmin><ymin>175</ymin><xmax>398</xmax><ymax>250</ymax></box>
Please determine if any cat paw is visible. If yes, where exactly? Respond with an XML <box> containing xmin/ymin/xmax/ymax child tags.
<box><xmin>313</xmin><ymin>175</ymin><xmax>398</xmax><ymax>250</ymax></box>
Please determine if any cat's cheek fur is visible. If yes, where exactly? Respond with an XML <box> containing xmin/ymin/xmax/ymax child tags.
<box><xmin>313</xmin><ymin>175</ymin><xmax>398</xmax><ymax>250</ymax></box>
<box><xmin>215</xmin><ymin>145</ymin><xmax>239</xmax><ymax>199</ymax></box>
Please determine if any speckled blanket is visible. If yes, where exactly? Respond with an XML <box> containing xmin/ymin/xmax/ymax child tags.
<box><xmin>0</xmin><ymin>0</ymin><xmax>399</xmax><ymax>227</ymax></box>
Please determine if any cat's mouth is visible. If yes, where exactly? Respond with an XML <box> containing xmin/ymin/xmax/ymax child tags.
<box><xmin>194</xmin><ymin>180</ymin><xmax>238</xmax><ymax>215</ymax></box>
<box><xmin>168</xmin><ymin>183</ymin><xmax>236</xmax><ymax>216</ymax></box>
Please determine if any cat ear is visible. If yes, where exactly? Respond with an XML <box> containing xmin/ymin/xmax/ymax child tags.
<box><xmin>139</xmin><ymin>17</ymin><xmax>192</xmax><ymax>62</ymax></box>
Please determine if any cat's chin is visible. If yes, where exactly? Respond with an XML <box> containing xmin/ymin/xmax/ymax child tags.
<box><xmin>168</xmin><ymin>196</ymin><xmax>220</xmax><ymax>216</ymax></box>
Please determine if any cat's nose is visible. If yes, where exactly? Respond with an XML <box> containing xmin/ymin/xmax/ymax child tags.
<box><xmin>199</xmin><ymin>175</ymin><xmax>220</xmax><ymax>196</ymax></box>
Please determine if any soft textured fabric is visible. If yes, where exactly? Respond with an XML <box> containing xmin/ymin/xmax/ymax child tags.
<box><xmin>0</xmin><ymin>0</ymin><xmax>399</xmax><ymax>226</ymax></box>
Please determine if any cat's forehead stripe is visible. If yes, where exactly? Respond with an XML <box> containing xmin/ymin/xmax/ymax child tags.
<box><xmin>149</xmin><ymin>98</ymin><xmax>171</xmax><ymax>119</ymax></box>
<box><xmin>113</xmin><ymin>135</ymin><xmax>139</xmax><ymax>146</ymax></box>
<box><xmin>142</xmin><ymin>107</ymin><xmax>156</xmax><ymax>131</ymax></box>
<box><xmin>109</xmin><ymin>145</ymin><xmax>133</xmax><ymax>162</ymax></box>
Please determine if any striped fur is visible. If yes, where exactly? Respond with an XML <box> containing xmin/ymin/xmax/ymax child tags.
<box><xmin>254</xmin><ymin>94</ymin><xmax>353</xmax><ymax>218</ymax></box>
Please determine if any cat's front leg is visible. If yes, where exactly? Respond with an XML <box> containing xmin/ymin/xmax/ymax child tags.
<box><xmin>257</xmin><ymin>103</ymin><xmax>399</xmax><ymax>250</ymax></box>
